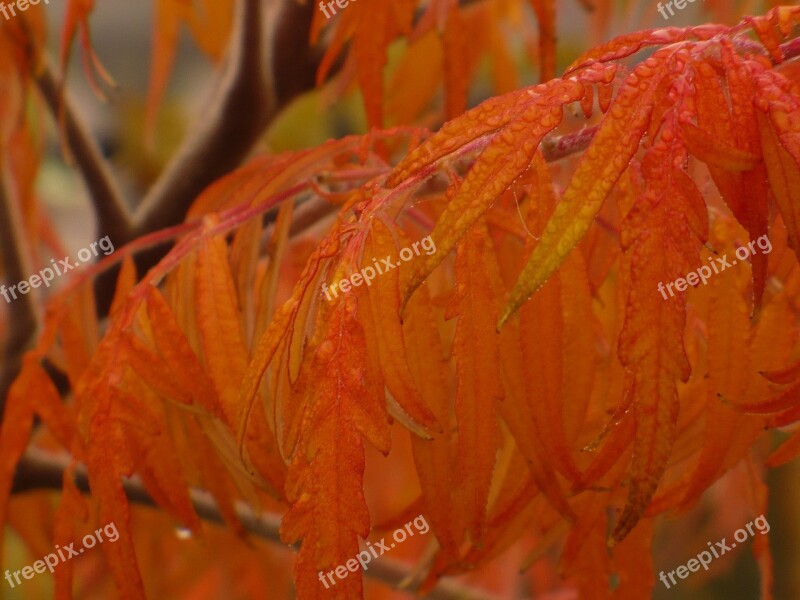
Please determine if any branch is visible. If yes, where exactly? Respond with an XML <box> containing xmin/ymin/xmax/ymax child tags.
<box><xmin>0</xmin><ymin>168</ymin><xmax>38</xmax><ymax>414</ymax></box>
<box><xmin>278</xmin><ymin>125</ymin><xmax>600</xmax><ymax>240</ymax></box>
<box><xmin>96</xmin><ymin>0</ymin><xmax>323</xmax><ymax>312</ymax></box>
<box><xmin>271</xmin><ymin>0</ymin><xmax>327</xmax><ymax>110</ymax></box>
<box><xmin>288</xmin><ymin>197</ymin><xmax>339</xmax><ymax>237</ymax></box>
<box><xmin>34</xmin><ymin>58</ymin><xmax>133</xmax><ymax>245</ymax></box>
<box><xmin>781</xmin><ymin>37</ymin><xmax>800</xmax><ymax>62</ymax></box>
<box><xmin>541</xmin><ymin>125</ymin><xmax>599</xmax><ymax>162</ymax></box>
<box><xmin>13</xmin><ymin>448</ymin><xmax>506</xmax><ymax>600</ymax></box>
<box><xmin>132</xmin><ymin>0</ymin><xmax>275</xmax><ymax>235</ymax></box>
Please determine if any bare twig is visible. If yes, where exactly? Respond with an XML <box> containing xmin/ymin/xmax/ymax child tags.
<box><xmin>0</xmin><ymin>170</ymin><xmax>38</xmax><ymax>414</ymax></box>
<box><xmin>13</xmin><ymin>448</ymin><xmax>506</xmax><ymax>600</ymax></box>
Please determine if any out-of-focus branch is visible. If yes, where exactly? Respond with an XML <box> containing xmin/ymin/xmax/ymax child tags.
<box><xmin>0</xmin><ymin>169</ymin><xmax>38</xmax><ymax>414</ymax></box>
<box><xmin>288</xmin><ymin>197</ymin><xmax>339</xmax><ymax>237</ymax></box>
<box><xmin>103</xmin><ymin>0</ymin><xmax>321</xmax><ymax>312</ymax></box>
<box><xmin>33</xmin><ymin>0</ymin><xmax>325</xmax><ymax>251</ymax></box>
<box><xmin>132</xmin><ymin>0</ymin><xmax>274</xmax><ymax>235</ymax></box>
<box><xmin>34</xmin><ymin>59</ymin><xmax>133</xmax><ymax>245</ymax></box>
<box><xmin>13</xmin><ymin>448</ymin><xmax>507</xmax><ymax>600</ymax></box>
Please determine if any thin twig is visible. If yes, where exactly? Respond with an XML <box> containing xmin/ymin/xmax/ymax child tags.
<box><xmin>13</xmin><ymin>448</ymin><xmax>507</xmax><ymax>600</ymax></box>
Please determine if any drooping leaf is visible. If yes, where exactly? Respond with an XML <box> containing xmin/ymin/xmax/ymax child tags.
<box><xmin>446</xmin><ymin>222</ymin><xmax>502</xmax><ymax>543</ymax></box>
<box><xmin>502</xmin><ymin>51</ymin><xmax>674</xmax><ymax>325</ymax></box>
<box><xmin>392</xmin><ymin>77</ymin><xmax>587</xmax><ymax>300</ymax></box>
<box><xmin>195</xmin><ymin>231</ymin><xmax>250</xmax><ymax>428</ymax></box>
<box><xmin>404</xmin><ymin>284</ymin><xmax>460</xmax><ymax>556</ymax></box>
<box><xmin>358</xmin><ymin>218</ymin><xmax>439</xmax><ymax>435</ymax></box>
<box><xmin>611</xmin><ymin>127</ymin><xmax>704</xmax><ymax>543</ymax></box>
<box><xmin>280</xmin><ymin>296</ymin><xmax>390</xmax><ymax>599</ymax></box>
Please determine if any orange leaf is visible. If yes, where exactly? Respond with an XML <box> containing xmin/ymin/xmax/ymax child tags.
<box><xmin>280</xmin><ymin>297</ymin><xmax>389</xmax><ymax>599</ymax></box>
<box><xmin>681</xmin><ymin>121</ymin><xmax>759</xmax><ymax>171</ymax></box>
<box><xmin>60</xmin><ymin>0</ymin><xmax>115</xmax><ymax>97</ymax></box>
<box><xmin>195</xmin><ymin>231</ymin><xmax>250</xmax><ymax>427</ymax></box>
<box><xmin>721</xmin><ymin>42</ymin><xmax>769</xmax><ymax>306</ymax></box>
<box><xmin>358</xmin><ymin>218</ymin><xmax>439</xmax><ymax>435</ymax></box>
<box><xmin>564</xmin><ymin>25</ymin><xmax>726</xmax><ymax>75</ymax></box>
<box><xmin>400</xmin><ymin>78</ymin><xmax>586</xmax><ymax>300</ymax></box>
<box><xmin>519</xmin><ymin>156</ymin><xmax>582</xmax><ymax>484</ymax></box>
<box><xmin>82</xmin><ymin>382</ymin><xmax>145</xmax><ymax>599</ymax></box>
<box><xmin>144</xmin><ymin>285</ymin><xmax>224</xmax><ymax>420</ymax></box>
<box><xmin>447</xmin><ymin>222</ymin><xmax>503</xmax><ymax>542</ymax></box>
<box><xmin>758</xmin><ymin>105</ymin><xmax>800</xmax><ymax>254</ymax></box>
<box><xmin>405</xmin><ymin>284</ymin><xmax>461</xmax><ymax>556</ymax></box>
<box><xmin>501</xmin><ymin>50</ymin><xmax>676</xmax><ymax>325</ymax></box>
<box><xmin>528</xmin><ymin>0</ymin><xmax>556</xmax><ymax>81</ymax></box>
<box><xmin>612</xmin><ymin>135</ymin><xmax>702</xmax><ymax>543</ymax></box>
<box><xmin>677</xmin><ymin>222</ymin><xmax>752</xmax><ymax>511</ymax></box>
<box><xmin>0</xmin><ymin>356</ymin><xmax>54</xmax><ymax>558</ymax></box>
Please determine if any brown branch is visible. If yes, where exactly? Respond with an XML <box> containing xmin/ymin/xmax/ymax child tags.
<box><xmin>271</xmin><ymin>0</ymin><xmax>327</xmax><ymax>110</ymax></box>
<box><xmin>30</xmin><ymin>0</ymin><xmax>341</xmax><ymax>254</ymax></box>
<box><xmin>132</xmin><ymin>0</ymin><xmax>275</xmax><ymax>236</ymax></box>
<box><xmin>28</xmin><ymin>0</ymin><xmax>323</xmax><ymax>315</ymax></box>
<box><xmin>95</xmin><ymin>0</ymin><xmax>323</xmax><ymax>312</ymax></box>
<box><xmin>34</xmin><ymin>59</ymin><xmax>133</xmax><ymax>245</ymax></box>
<box><xmin>288</xmin><ymin>197</ymin><xmax>339</xmax><ymax>237</ymax></box>
<box><xmin>284</xmin><ymin>125</ymin><xmax>601</xmax><ymax>240</ymax></box>
<box><xmin>781</xmin><ymin>37</ymin><xmax>800</xmax><ymax>63</ymax></box>
<box><xmin>13</xmin><ymin>448</ymin><xmax>507</xmax><ymax>600</ymax></box>
<box><xmin>541</xmin><ymin>125</ymin><xmax>600</xmax><ymax>162</ymax></box>
<box><xmin>0</xmin><ymin>169</ymin><xmax>38</xmax><ymax>414</ymax></box>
